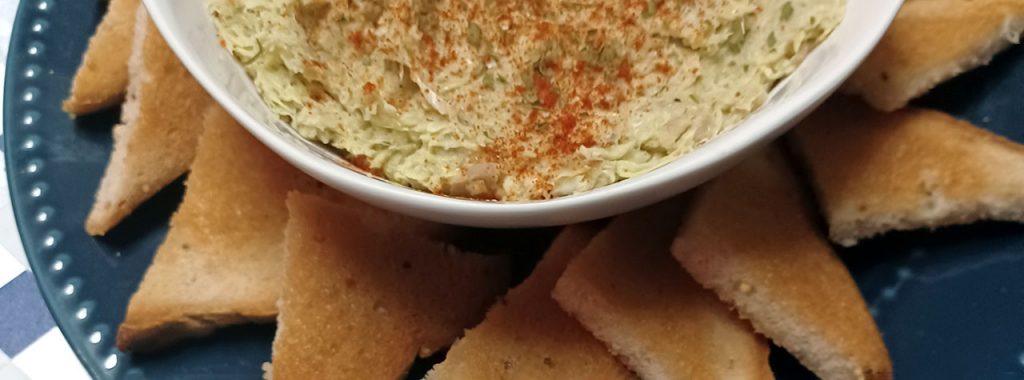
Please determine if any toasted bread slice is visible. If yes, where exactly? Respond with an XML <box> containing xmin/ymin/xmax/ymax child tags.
<box><xmin>789</xmin><ymin>97</ymin><xmax>1024</xmax><ymax>246</ymax></box>
<box><xmin>63</xmin><ymin>0</ymin><xmax>141</xmax><ymax>115</ymax></box>
<box><xmin>672</xmin><ymin>146</ymin><xmax>891</xmax><ymax>380</ymax></box>
<box><xmin>552</xmin><ymin>200</ymin><xmax>772</xmax><ymax>380</ymax></box>
<box><xmin>843</xmin><ymin>0</ymin><xmax>1024</xmax><ymax>111</ymax></box>
<box><xmin>116</xmin><ymin>106</ymin><xmax>323</xmax><ymax>352</ymax></box>
<box><xmin>271</xmin><ymin>193</ymin><xmax>510</xmax><ymax>379</ymax></box>
<box><xmin>426</xmin><ymin>225</ymin><xmax>633</xmax><ymax>380</ymax></box>
<box><xmin>117</xmin><ymin>107</ymin><xmax>455</xmax><ymax>352</ymax></box>
<box><xmin>85</xmin><ymin>8</ymin><xmax>213</xmax><ymax>236</ymax></box>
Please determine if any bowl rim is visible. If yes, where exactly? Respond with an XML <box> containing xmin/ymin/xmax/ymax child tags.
<box><xmin>143</xmin><ymin>0</ymin><xmax>903</xmax><ymax>227</ymax></box>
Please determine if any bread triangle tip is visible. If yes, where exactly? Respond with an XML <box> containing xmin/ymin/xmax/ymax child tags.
<box><xmin>84</xmin><ymin>216</ymin><xmax>110</xmax><ymax>237</ymax></box>
<box><xmin>61</xmin><ymin>100</ymin><xmax>78</xmax><ymax>118</ymax></box>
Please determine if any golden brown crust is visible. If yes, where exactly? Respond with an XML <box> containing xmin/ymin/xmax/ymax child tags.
<box><xmin>85</xmin><ymin>9</ymin><xmax>213</xmax><ymax>236</ymax></box>
<box><xmin>272</xmin><ymin>193</ymin><xmax>511</xmax><ymax>380</ymax></box>
<box><xmin>63</xmin><ymin>0</ymin><xmax>140</xmax><ymax>115</ymax></box>
<box><xmin>552</xmin><ymin>200</ymin><xmax>773</xmax><ymax>380</ymax></box>
<box><xmin>789</xmin><ymin>96</ymin><xmax>1024</xmax><ymax>246</ymax></box>
<box><xmin>672</xmin><ymin>146</ymin><xmax>892</xmax><ymax>380</ymax></box>
<box><xmin>843</xmin><ymin>0</ymin><xmax>1024</xmax><ymax>111</ymax></box>
<box><xmin>426</xmin><ymin>225</ymin><xmax>633</xmax><ymax>380</ymax></box>
<box><xmin>116</xmin><ymin>106</ymin><xmax>322</xmax><ymax>352</ymax></box>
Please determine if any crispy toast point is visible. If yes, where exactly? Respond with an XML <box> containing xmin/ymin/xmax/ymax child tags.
<box><xmin>790</xmin><ymin>97</ymin><xmax>1024</xmax><ymax>246</ymax></box>
<box><xmin>426</xmin><ymin>225</ymin><xmax>633</xmax><ymax>380</ymax></box>
<box><xmin>85</xmin><ymin>8</ymin><xmax>213</xmax><ymax>236</ymax></box>
<box><xmin>63</xmin><ymin>0</ymin><xmax>140</xmax><ymax>115</ymax></box>
<box><xmin>553</xmin><ymin>201</ymin><xmax>772</xmax><ymax>380</ymax></box>
<box><xmin>116</xmin><ymin>106</ymin><xmax>321</xmax><ymax>352</ymax></box>
<box><xmin>672</xmin><ymin>147</ymin><xmax>891</xmax><ymax>380</ymax></box>
<box><xmin>843</xmin><ymin>0</ymin><xmax>1024</xmax><ymax>111</ymax></box>
<box><xmin>270</xmin><ymin>193</ymin><xmax>510</xmax><ymax>379</ymax></box>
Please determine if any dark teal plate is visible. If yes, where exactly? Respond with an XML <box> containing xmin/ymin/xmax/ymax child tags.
<box><xmin>5</xmin><ymin>1</ymin><xmax>1024</xmax><ymax>379</ymax></box>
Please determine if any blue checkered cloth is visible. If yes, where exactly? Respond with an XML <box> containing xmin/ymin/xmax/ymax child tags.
<box><xmin>0</xmin><ymin>245</ymin><xmax>89</xmax><ymax>379</ymax></box>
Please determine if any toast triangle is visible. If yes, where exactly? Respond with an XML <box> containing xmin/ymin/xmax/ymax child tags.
<box><xmin>672</xmin><ymin>146</ymin><xmax>891</xmax><ymax>380</ymax></box>
<box><xmin>85</xmin><ymin>8</ymin><xmax>213</xmax><ymax>236</ymax></box>
<box><xmin>63</xmin><ymin>0</ymin><xmax>141</xmax><ymax>115</ymax></box>
<box><xmin>553</xmin><ymin>200</ymin><xmax>773</xmax><ymax>380</ymax></box>
<box><xmin>790</xmin><ymin>97</ymin><xmax>1024</xmax><ymax>246</ymax></box>
<box><xmin>843</xmin><ymin>0</ymin><xmax>1024</xmax><ymax>111</ymax></box>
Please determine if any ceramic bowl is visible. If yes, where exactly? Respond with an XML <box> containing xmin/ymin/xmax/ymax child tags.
<box><xmin>143</xmin><ymin>0</ymin><xmax>902</xmax><ymax>227</ymax></box>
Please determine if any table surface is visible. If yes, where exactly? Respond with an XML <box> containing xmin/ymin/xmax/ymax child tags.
<box><xmin>0</xmin><ymin>1</ymin><xmax>90</xmax><ymax>378</ymax></box>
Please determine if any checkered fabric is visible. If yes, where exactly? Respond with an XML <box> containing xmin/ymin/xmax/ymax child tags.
<box><xmin>1</xmin><ymin>1</ymin><xmax>90</xmax><ymax>378</ymax></box>
<box><xmin>0</xmin><ymin>245</ymin><xmax>89</xmax><ymax>380</ymax></box>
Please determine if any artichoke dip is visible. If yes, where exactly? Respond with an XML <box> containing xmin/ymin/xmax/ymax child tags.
<box><xmin>210</xmin><ymin>0</ymin><xmax>844</xmax><ymax>201</ymax></box>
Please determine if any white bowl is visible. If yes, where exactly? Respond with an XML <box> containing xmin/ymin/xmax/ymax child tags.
<box><xmin>143</xmin><ymin>0</ymin><xmax>902</xmax><ymax>228</ymax></box>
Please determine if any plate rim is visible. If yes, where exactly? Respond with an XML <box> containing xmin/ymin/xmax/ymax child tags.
<box><xmin>4</xmin><ymin>1</ymin><xmax>111</xmax><ymax>378</ymax></box>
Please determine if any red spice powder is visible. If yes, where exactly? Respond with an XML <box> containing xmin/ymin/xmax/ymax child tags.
<box><xmin>348</xmin><ymin>31</ymin><xmax>365</xmax><ymax>50</ymax></box>
<box><xmin>362</xmin><ymin>82</ymin><xmax>377</xmax><ymax>94</ymax></box>
<box><xmin>655</xmin><ymin>62</ymin><xmax>673</xmax><ymax>75</ymax></box>
<box><xmin>533</xmin><ymin>73</ymin><xmax>558</xmax><ymax>109</ymax></box>
<box><xmin>617</xmin><ymin>61</ymin><xmax>634</xmax><ymax>83</ymax></box>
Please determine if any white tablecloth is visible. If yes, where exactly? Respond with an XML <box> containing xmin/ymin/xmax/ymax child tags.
<box><xmin>0</xmin><ymin>1</ymin><xmax>91</xmax><ymax>379</ymax></box>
